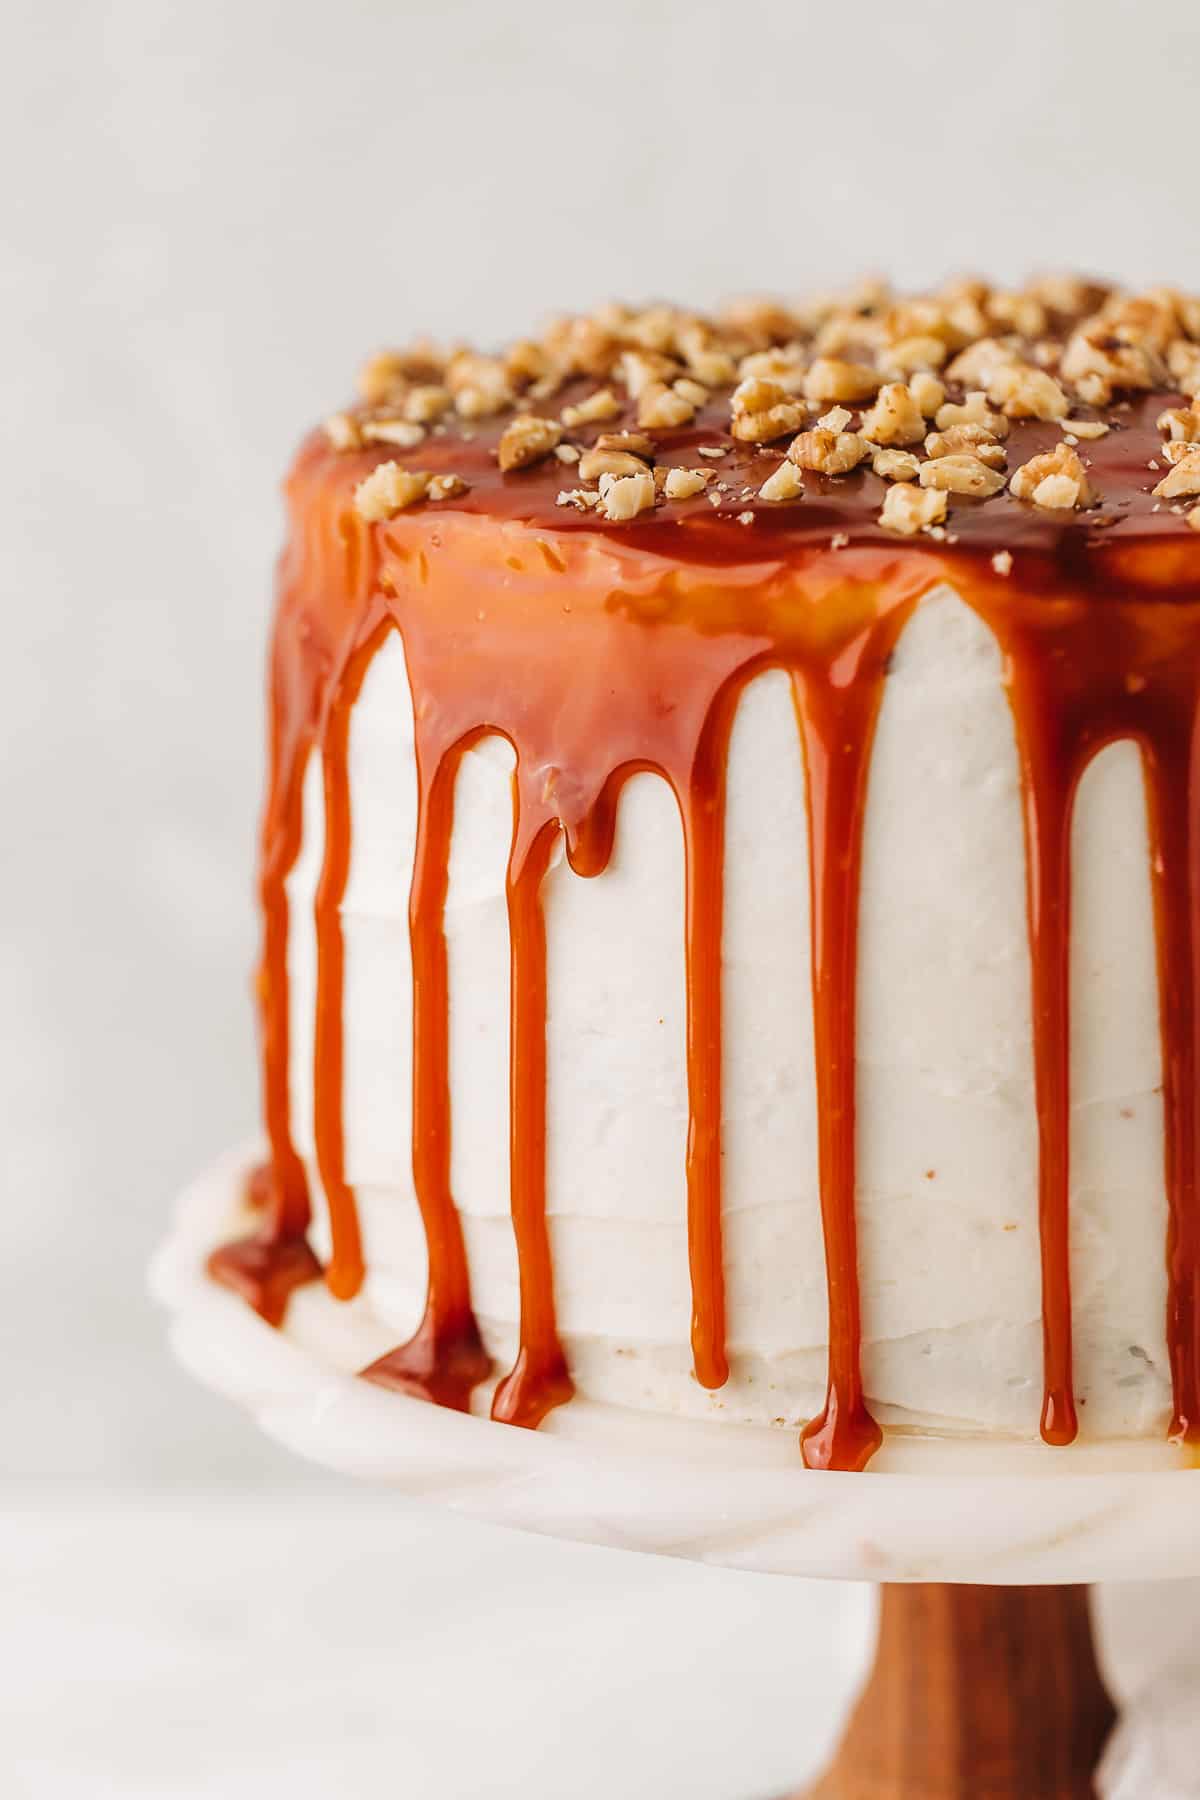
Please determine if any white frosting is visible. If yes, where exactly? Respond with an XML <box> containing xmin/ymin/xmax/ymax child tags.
<box><xmin>286</xmin><ymin>586</ymin><xmax>1173</xmax><ymax>1442</ymax></box>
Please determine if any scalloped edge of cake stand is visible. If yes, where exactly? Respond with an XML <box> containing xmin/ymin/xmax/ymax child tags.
<box><xmin>151</xmin><ymin>1147</ymin><xmax>1200</xmax><ymax>1585</ymax></box>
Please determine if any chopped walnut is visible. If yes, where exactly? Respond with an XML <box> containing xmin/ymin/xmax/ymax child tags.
<box><xmin>663</xmin><ymin>467</ymin><xmax>711</xmax><ymax>500</ymax></box>
<box><xmin>1061</xmin><ymin>324</ymin><xmax>1164</xmax><ymax>395</ymax></box>
<box><xmin>579</xmin><ymin>447</ymin><xmax>651</xmax><ymax>481</ymax></box>
<box><xmin>1158</xmin><ymin>407</ymin><xmax>1200</xmax><ymax>443</ymax></box>
<box><xmin>924</xmin><ymin>425</ymin><xmax>1006</xmax><ymax>468</ymax></box>
<box><xmin>786</xmin><ymin>428</ymin><xmax>869</xmax><ymax>474</ymax></box>
<box><xmin>945</xmin><ymin>337</ymin><xmax>1019</xmax><ymax>386</ymax></box>
<box><xmin>758</xmin><ymin>460</ymin><xmax>806</xmax><ymax>501</ymax></box>
<box><xmin>561</xmin><ymin>388</ymin><xmax>623</xmax><ymax>427</ymax></box>
<box><xmin>909</xmin><ymin>371</ymin><xmax>946</xmax><ymax>418</ymax></box>
<box><xmin>933</xmin><ymin>391</ymin><xmax>1010</xmax><ymax>438</ymax></box>
<box><xmin>361</xmin><ymin>418</ymin><xmax>427</xmax><ymax>450</ymax></box>
<box><xmin>696</xmin><ymin>445</ymin><xmax>728</xmax><ymax>458</ymax></box>
<box><xmin>1060</xmin><ymin>417</ymin><xmax>1109</xmax><ymax>441</ymax></box>
<box><xmin>1168</xmin><ymin>340</ymin><xmax>1200</xmax><ymax>398</ymax></box>
<box><xmin>881</xmin><ymin>334</ymin><xmax>948</xmax><ymax>375</ymax></box>
<box><xmin>324</xmin><ymin>412</ymin><xmax>363</xmax><ymax>452</ymax></box>
<box><xmin>637</xmin><ymin>381</ymin><xmax>696</xmax><ymax>430</ymax></box>
<box><xmin>860</xmin><ymin>383</ymin><xmax>925</xmax><ymax>446</ymax></box>
<box><xmin>595</xmin><ymin>431</ymin><xmax>656</xmax><ymax>457</ymax></box>
<box><xmin>730</xmin><ymin>377</ymin><xmax>806</xmax><ymax>443</ymax></box>
<box><xmin>803</xmin><ymin>358</ymin><xmax>882</xmax><ymax>403</ymax></box>
<box><xmin>555</xmin><ymin>486</ymin><xmax>602</xmax><ymax>511</ymax></box>
<box><xmin>738</xmin><ymin>347</ymin><xmax>809</xmax><ymax>393</ymax></box>
<box><xmin>446</xmin><ymin>351</ymin><xmax>514</xmax><ymax>419</ymax></box>
<box><xmin>678</xmin><ymin>322</ymin><xmax>737</xmax><ymax>385</ymax></box>
<box><xmin>353</xmin><ymin>462</ymin><xmax>431</xmax><ymax>521</ymax></box>
<box><xmin>598</xmin><ymin>468</ymin><xmax>656</xmax><ymax>520</ymax></box>
<box><xmin>427</xmin><ymin>473</ymin><xmax>468</xmax><ymax>501</ymax></box>
<box><xmin>817</xmin><ymin>406</ymin><xmax>854</xmax><ymax>433</ymax></box>
<box><xmin>1009</xmin><ymin>442</ymin><xmax>1095</xmax><ymax>508</ymax></box>
<box><xmin>871</xmin><ymin>447</ymin><xmax>921</xmax><ymax>482</ymax></box>
<box><xmin>918</xmin><ymin>454</ymin><xmax>1006</xmax><ymax>497</ymax></box>
<box><xmin>992</xmin><ymin>550</ymin><xmax>1014</xmax><ymax>576</ymax></box>
<box><xmin>555</xmin><ymin>444</ymin><xmax>581</xmax><ymax>464</ymax></box>
<box><xmin>987</xmin><ymin>362</ymin><xmax>1070</xmax><ymax>421</ymax></box>
<box><xmin>879</xmin><ymin>484</ymin><xmax>947</xmax><ymax>535</ymax></box>
<box><xmin>357</xmin><ymin>350</ymin><xmax>414</xmax><ymax>407</ymax></box>
<box><xmin>673</xmin><ymin>376</ymin><xmax>709</xmax><ymax>408</ymax></box>
<box><xmin>1153</xmin><ymin>449</ymin><xmax>1200</xmax><ymax>499</ymax></box>
<box><xmin>620</xmin><ymin>349</ymin><xmax>678</xmax><ymax>399</ymax></box>
<box><xmin>403</xmin><ymin>385</ymin><xmax>452</xmax><ymax>424</ymax></box>
<box><xmin>497</xmin><ymin>414</ymin><xmax>563</xmax><ymax>471</ymax></box>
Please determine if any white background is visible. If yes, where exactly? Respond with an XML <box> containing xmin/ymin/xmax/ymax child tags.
<box><xmin>5</xmin><ymin>2</ymin><xmax>1200</xmax><ymax>1794</ymax></box>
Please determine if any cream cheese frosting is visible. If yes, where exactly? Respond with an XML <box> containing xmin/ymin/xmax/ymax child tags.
<box><xmin>284</xmin><ymin>588</ymin><xmax>1171</xmax><ymax>1441</ymax></box>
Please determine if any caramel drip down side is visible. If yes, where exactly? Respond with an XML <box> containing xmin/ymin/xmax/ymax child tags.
<box><xmin>206</xmin><ymin>605</ymin><xmax>323</xmax><ymax>1321</ymax></box>
<box><xmin>681</xmin><ymin>702</ymin><xmax>735</xmax><ymax>1392</ymax></box>
<box><xmin>491</xmin><ymin>820</ymin><xmax>575</xmax><ymax>1427</ymax></box>
<box><xmin>793</xmin><ymin>611</ymin><xmax>913</xmax><ymax>1472</ymax></box>
<box><xmin>1143</xmin><ymin>706</ymin><xmax>1200</xmax><ymax>1445</ymax></box>
<box><xmin>1005</xmin><ymin>654</ymin><xmax>1081</xmax><ymax>1447</ymax></box>
<box><xmin>363</xmin><ymin>731</ymin><xmax>493</xmax><ymax>1409</ymax></box>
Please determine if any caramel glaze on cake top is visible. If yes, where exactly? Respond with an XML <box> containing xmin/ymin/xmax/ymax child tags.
<box><xmin>211</xmin><ymin>279</ymin><xmax>1200</xmax><ymax>1470</ymax></box>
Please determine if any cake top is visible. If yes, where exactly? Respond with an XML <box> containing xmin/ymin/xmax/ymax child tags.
<box><xmin>315</xmin><ymin>277</ymin><xmax>1200</xmax><ymax>570</ymax></box>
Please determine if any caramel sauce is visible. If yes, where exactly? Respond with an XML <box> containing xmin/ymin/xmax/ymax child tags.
<box><xmin>210</xmin><ymin>388</ymin><xmax>1200</xmax><ymax>1467</ymax></box>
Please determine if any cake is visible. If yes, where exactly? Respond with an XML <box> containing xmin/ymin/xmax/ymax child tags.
<box><xmin>210</xmin><ymin>277</ymin><xmax>1200</xmax><ymax>1473</ymax></box>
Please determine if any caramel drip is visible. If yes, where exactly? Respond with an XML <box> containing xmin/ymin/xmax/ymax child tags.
<box><xmin>206</xmin><ymin>616</ymin><xmax>322</xmax><ymax>1318</ymax></box>
<box><xmin>793</xmin><ymin>613</ymin><xmax>913</xmax><ymax>1471</ymax></box>
<box><xmin>682</xmin><ymin>702</ymin><xmax>735</xmax><ymax>1391</ymax></box>
<box><xmin>363</xmin><ymin>734</ymin><xmax>492</xmax><ymax>1409</ymax></box>
<box><xmin>491</xmin><ymin>821</ymin><xmax>575</xmax><ymax>1427</ymax></box>
<box><xmin>1143</xmin><ymin>710</ymin><xmax>1200</xmax><ymax>1444</ymax></box>
<box><xmin>220</xmin><ymin>419</ymin><xmax>1200</xmax><ymax>1470</ymax></box>
<box><xmin>1005</xmin><ymin>654</ymin><xmax>1081</xmax><ymax>1445</ymax></box>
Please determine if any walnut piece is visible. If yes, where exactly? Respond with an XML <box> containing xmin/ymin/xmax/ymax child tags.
<box><xmin>561</xmin><ymin>388</ymin><xmax>623</xmax><ymax>427</ymax></box>
<box><xmin>578</xmin><ymin>447</ymin><xmax>650</xmax><ymax>481</ymax></box>
<box><xmin>987</xmin><ymin>362</ymin><xmax>1070</xmax><ymax>421</ymax></box>
<box><xmin>860</xmin><ymin>383</ymin><xmax>926</xmax><ymax>446</ymax></box>
<box><xmin>663</xmin><ymin>467</ymin><xmax>711</xmax><ymax>500</ymax></box>
<box><xmin>758</xmin><ymin>460</ymin><xmax>805</xmax><ymax>501</ymax></box>
<box><xmin>871</xmin><ymin>447</ymin><xmax>921</xmax><ymax>482</ymax></box>
<box><xmin>786</xmin><ymin>428</ymin><xmax>869</xmax><ymax>474</ymax></box>
<box><xmin>598</xmin><ymin>469</ymin><xmax>656</xmax><ymax>520</ymax></box>
<box><xmin>497</xmin><ymin>414</ymin><xmax>563</xmax><ymax>471</ymax></box>
<box><xmin>924</xmin><ymin>425</ymin><xmax>1006</xmax><ymax>468</ymax></box>
<box><xmin>918</xmin><ymin>454</ymin><xmax>1006</xmax><ymax>497</ymax></box>
<box><xmin>730</xmin><ymin>377</ymin><xmax>805</xmax><ymax>443</ymax></box>
<box><xmin>804</xmin><ymin>358</ymin><xmax>882</xmax><ymax>403</ymax></box>
<box><xmin>427</xmin><ymin>473</ymin><xmax>468</xmax><ymax>501</ymax></box>
<box><xmin>1153</xmin><ymin>449</ymin><xmax>1200</xmax><ymax>499</ymax></box>
<box><xmin>637</xmin><ymin>381</ymin><xmax>696</xmax><ymax>430</ymax></box>
<box><xmin>324</xmin><ymin>412</ymin><xmax>363</xmax><ymax>452</ymax></box>
<box><xmin>1009</xmin><ymin>442</ymin><xmax>1095</xmax><ymax>508</ymax></box>
<box><xmin>879</xmin><ymin>484</ymin><xmax>947</xmax><ymax>535</ymax></box>
<box><xmin>361</xmin><ymin>418</ymin><xmax>427</xmax><ymax>450</ymax></box>
<box><xmin>353</xmin><ymin>462</ymin><xmax>432</xmax><ymax>521</ymax></box>
<box><xmin>934</xmin><ymin>391</ymin><xmax>1010</xmax><ymax>438</ymax></box>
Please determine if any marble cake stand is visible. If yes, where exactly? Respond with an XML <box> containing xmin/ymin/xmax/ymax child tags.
<box><xmin>153</xmin><ymin>1148</ymin><xmax>1200</xmax><ymax>1796</ymax></box>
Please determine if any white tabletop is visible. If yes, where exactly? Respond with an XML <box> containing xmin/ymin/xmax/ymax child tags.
<box><xmin>3</xmin><ymin>1487</ymin><xmax>1198</xmax><ymax>1800</ymax></box>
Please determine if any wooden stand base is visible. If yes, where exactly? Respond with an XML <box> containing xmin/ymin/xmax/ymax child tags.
<box><xmin>804</xmin><ymin>1583</ymin><xmax>1116</xmax><ymax>1799</ymax></box>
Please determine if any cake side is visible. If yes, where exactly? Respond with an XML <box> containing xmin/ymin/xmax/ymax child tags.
<box><xmin>210</xmin><ymin>279</ymin><xmax>1200</xmax><ymax>1470</ymax></box>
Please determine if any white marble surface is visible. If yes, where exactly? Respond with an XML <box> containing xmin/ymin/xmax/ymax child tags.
<box><xmin>3</xmin><ymin>1487</ymin><xmax>1199</xmax><ymax>1800</ymax></box>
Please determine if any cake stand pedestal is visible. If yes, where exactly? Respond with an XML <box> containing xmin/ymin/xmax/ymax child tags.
<box><xmin>152</xmin><ymin>1150</ymin><xmax>1200</xmax><ymax>1800</ymax></box>
<box><xmin>804</xmin><ymin>1582</ymin><xmax>1114</xmax><ymax>1798</ymax></box>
